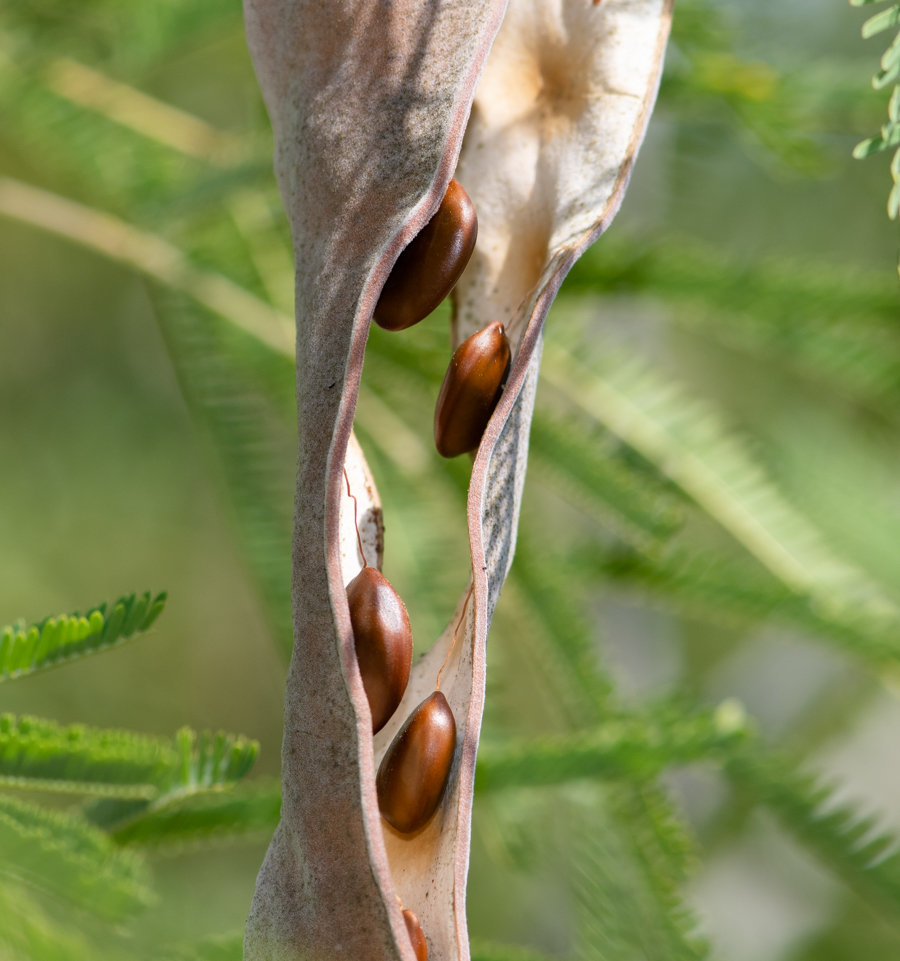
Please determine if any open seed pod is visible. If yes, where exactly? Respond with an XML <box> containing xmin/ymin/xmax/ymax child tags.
<box><xmin>242</xmin><ymin>0</ymin><xmax>673</xmax><ymax>959</ymax></box>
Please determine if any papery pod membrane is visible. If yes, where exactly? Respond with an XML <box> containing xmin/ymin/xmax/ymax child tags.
<box><xmin>243</xmin><ymin>0</ymin><xmax>672</xmax><ymax>960</ymax></box>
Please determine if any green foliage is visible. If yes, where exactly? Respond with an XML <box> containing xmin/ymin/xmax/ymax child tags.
<box><xmin>110</xmin><ymin>780</ymin><xmax>281</xmax><ymax>846</ymax></box>
<box><xmin>85</xmin><ymin>727</ymin><xmax>259</xmax><ymax>832</ymax></box>
<box><xmin>0</xmin><ymin>588</ymin><xmax>258</xmax><ymax>956</ymax></box>
<box><xmin>544</xmin><ymin>341</ymin><xmax>900</xmax><ymax>643</ymax></box>
<box><xmin>163</xmin><ymin>933</ymin><xmax>244</xmax><ymax>961</ymax></box>
<box><xmin>2</xmin><ymin>0</ymin><xmax>900</xmax><ymax>957</ymax></box>
<box><xmin>0</xmin><ymin>714</ymin><xmax>171</xmax><ymax>797</ymax></box>
<box><xmin>470</xmin><ymin>941</ymin><xmax>558</xmax><ymax>961</ymax></box>
<box><xmin>0</xmin><ymin>591</ymin><xmax>166</xmax><ymax>683</ymax></box>
<box><xmin>0</xmin><ymin>794</ymin><xmax>152</xmax><ymax>920</ymax></box>
<box><xmin>852</xmin><ymin>0</ymin><xmax>900</xmax><ymax>217</ymax></box>
<box><xmin>565</xmin><ymin>236</ymin><xmax>900</xmax><ymax>417</ymax></box>
<box><xmin>726</xmin><ymin>746</ymin><xmax>900</xmax><ymax>923</ymax></box>
<box><xmin>0</xmin><ymin>880</ymin><xmax>100</xmax><ymax>961</ymax></box>
<box><xmin>0</xmin><ymin>712</ymin><xmax>258</xmax><ymax>803</ymax></box>
<box><xmin>476</xmin><ymin>705</ymin><xmax>747</xmax><ymax>792</ymax></box>
<box><xmin>567</xmin><ymin>783</ymin><xmax>706</xmax><ymax>961</ymax></box>
<box><xmin>529</xmin><ymin>408</ymin><xmax>684</xmax><ymax>553</ymax></box>
<box><xmin>593</xmin><ymin>546</ymin><xmax>900</xmax><ymax>668</ymax></box>
<box><xmin>150</xmin><ymin>287</ymin><xmax>296</xmax><ymax>657</ymax></box>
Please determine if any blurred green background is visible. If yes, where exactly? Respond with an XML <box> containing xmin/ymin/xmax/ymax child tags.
<box><xmin>3</xmin><ymin>0</ymin><xmax>900</xmax><ymax>959</ymax></box>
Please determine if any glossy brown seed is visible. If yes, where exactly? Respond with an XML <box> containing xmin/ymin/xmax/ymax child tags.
<box><xmin>377</xmin><ymin>691</ymin><xmax>457</xmax><ymax>834</ymax></box>
<box><xmin>374</xmin><ymin>179</ymin><xmax>477</xmax><ymax>332</ymax></box>
<box><xmin>346</xmin><ymin>567</ymin><xmax>413</xmax><ymax>734</ymax></box>
<box><xmin>402</xmin><ymin>909</ymin><xmax>428</xmax><ymax>961</ymax></box>
<box><xmin>434</xmin><ymin>321</ymin><xmax>511</xmax><ymax>458</ymax></box>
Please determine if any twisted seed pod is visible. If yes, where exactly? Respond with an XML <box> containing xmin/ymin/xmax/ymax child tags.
<box><xmin>434</xmin><ymin>321</ymin><xmax>511</xmax><ymax>458</ymax></box>
<box><xmin>347</xmin><ymin>567</ymin><xmax>413</xmax><ymax>734</ymax></box>
<box><xmin>403</xmin><ymin>909</ymin><xmax>429</xmax><ymax>961</ymax></box>
<box><xmin>244</xmin><ymin>0</ymin><xmax>674</xmax><ymax>956</ymax></box>
<box><xmin>374</xmin><ymin>180</ymin><xmax>477</xmax><ymax>332</ymax></box>
<box><xmin>377</xmin><ymin>691</ymin><xmax>457</xmax><ymax>835</ymax></box>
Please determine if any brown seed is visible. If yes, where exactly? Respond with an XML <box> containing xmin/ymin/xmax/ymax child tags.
<box><xmin>347</xmin><ymin>567</ymin><xmax>413</xmax><ymax>734</ymax></box>
<box><xmin>374</xmin><ymin>179</ymin><xmax>477</xmax><ymax>332</ymax></box>
<box><xmin>402</xmin><ymin>908</ymin><xmax>428</xmax><ymax>961</ymax></box>
<box><xmin>377</xmin><ymin>691</ymin><xmax>457</xmax><ymax>834</ymax></box>
<box><xmin>434</xmin><ymin>321</ymin><xmax>511</xmax><ymax>458</ymax></box>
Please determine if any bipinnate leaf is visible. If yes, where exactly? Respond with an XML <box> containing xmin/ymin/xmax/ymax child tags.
<box><xmin>109</xmin><ymin>780</ymin><xmax>282</xmax><ymax>847</ymax></box>
<box><xmin>242</xmin><ymin>1</ymin><xmax>672</xmax><ymax>960</ymax></box>
<box><xmin>725</xmin><ymin>746</ymin><xmax>900</xmax><ymax>924</ymax></box>
<box><xmin>0</xmin><ymin>713</ymin><xmax>172</xmax><ymax>797</ymax></box>
<box><xmin>0</xmin><ymin>711</ymin><xmax>257</xmax><ymax>810</ymax></box>
<box><xmin>542</xmin><ymin>344</ymin><xmax>900</xmax><ymax>642</ymax></box>
<box><xmin>0</xmin><ymin>591</ymin><xmax>166</xmax><ymax>682</ymax></box>
<box><xmin>84</xmin><ymin>726</ymin><xmax>259</xmax><ymax>831</ymax></box>
<box><xmin>475</xmin><ymin>706</ymin><xmax>747</xmax><ymax>792</ymax></box>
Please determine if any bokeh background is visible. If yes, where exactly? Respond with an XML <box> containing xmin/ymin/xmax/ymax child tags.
<box><xmin>2</xmin><ymin>0</ymin><xmax>900</xmax><ymax>959</ymax></box>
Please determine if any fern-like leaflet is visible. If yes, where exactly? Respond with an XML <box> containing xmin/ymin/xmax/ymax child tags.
<box><xmin>852</xmin><ymin>0</ymin><xmax>900</xmax><ymax>220</ymax></box>
<box><xmin>0</xmin><ymin>590</ymin><xmax>166</xmax><ymax>682</ymax></box>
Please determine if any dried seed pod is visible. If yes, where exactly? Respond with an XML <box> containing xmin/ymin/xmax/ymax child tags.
<box><xmin>377</xmin><ymin>691</ymin><xmax>457</xmax><ymax>834</ymax></box>
<box><xmin>402</xmin><ymin>909</ymin><xmax>428</xmax><ymax>961</ymax></box>
<box><xmin>374</xmin><ymin>179</ymin><xmax>478</xmax><ymax>332</ymax></box>
<box><xmin>347</xmin><ymin>567</ymin><xmax>413</xmax><ymax>734</ymax></box>
<box><xmin>245</xmin><ymin>0</ymin><xmax>674</xmax><ymax>953</ymax></box>
<box><xmin>434</xmin><ymin>321</ymin><xmax>511</xmax><ymax>458</ymax></box>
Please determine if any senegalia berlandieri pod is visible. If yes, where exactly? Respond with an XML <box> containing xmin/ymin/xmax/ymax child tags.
<box><xmin>242</xmin><ymin>0</ymin><xmax>673</xmax><ymax>959</ymax></box>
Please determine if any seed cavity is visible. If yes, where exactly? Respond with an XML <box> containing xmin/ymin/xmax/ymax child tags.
<box><xmin>374</xmin><ymin>179</ymin><xmax>477</xmax><ymax>332</ymax></box>
<box><xmin>434</xmin><ymin>321</ymin><xmax>511</xmax><ymax>458</ymax></box>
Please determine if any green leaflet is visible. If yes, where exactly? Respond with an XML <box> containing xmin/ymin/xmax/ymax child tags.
<box><xmin>542</xmin><ymin>343</ymin><xmax>900</xmax><ymax>645</ymax></box>
<box><xmin>0</xmin><ymin>879</ymin><xmax>100</xmax><ymax>961</ymax></box>
<box><xmin>150</xmin><ymin>287</ymin><xmax>296</xmax><ymax>658</ymax></box>
<box><xmin>567</xmin><ymin>783</ymin><xmax>706</xmax><ymax>961</ymax></box>
<box><xmin>0</xmin><ymin>591</ymin><xmax>166</xmax><ymax>683</ymax></box>
<box><xmin>852</xmin><ymin>0</ymin><xmax>900</xmax><ymax>221</ymax></box>
<box><xmin>111</xmin><ymin>780</ymin><xmax>281</xmax><ymax>846</ymax></box>
<box><xmin>529</xmin><ymin>407</ymin><xmax>684</xmax><ymax>553</ymax></box>
<box><xmin>0</xmin><ymin>714</ymin><xmax>172</xmax><ymax>796</ymax></box>
<box><xmin>0</xmin><ymin>794</ymin><xmax>152</xmax><ymax>920</ymax></box>
<box><xmin>726</xmin><ymin>747</ymin><xmax>900</xmax><ymax>924</ymax></box>
<box><xmin>476</xmin><ymin>706</ymin><xmax>747</xmax><ymax>793</ymax></box>
<box><xmin>0</xmin><ymin>713</ymin><xmax>257</xmax><ymax>802</ymax></box>
<box><xmin>85</xmin><ymin>727</ymin><xmax>258</xmax><ymax>831</ymax></box>
<box><xmin>592</xmin><ymin>546</ymin><xmax>900</xmax><ymax>669</ymax></box>
<box><xmin>506</xmin><ymin>530</ymin><xmax>614</xmax><ymax>729</ymax></box>
<box><xmin>564</xmin><ymin>236</ymin><xmax>900</xmax><ymax>415</ymax></box>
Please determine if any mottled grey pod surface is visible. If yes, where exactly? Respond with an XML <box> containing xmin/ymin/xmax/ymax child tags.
<box><xmin>242</xmin><ymin>0</ymin><xmax>672</xmax><ymax>958</ymax></box>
